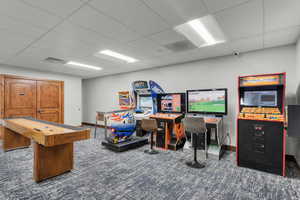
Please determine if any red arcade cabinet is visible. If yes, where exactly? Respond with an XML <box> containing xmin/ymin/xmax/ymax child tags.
<box><xmin>237</xmin><ymin>73</ymin><xmax>286</xmax><ymax>176</ymax></box>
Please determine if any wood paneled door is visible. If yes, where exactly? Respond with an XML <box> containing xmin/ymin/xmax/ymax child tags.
<box><xmin>5</xmin><ymin>78</ymin><xmax>37</xmax><ymax>118</ymax></box>
<box><xmin>37</xmin><ymin>81</ymin><xmax>64</xmax><ymax>123</ymax></box>
<box><xmin>0</xmin><ymin>75</ymin><xmax>3</xmax><ymax>139</ymax></box>
<box><xmin>0</xmin><ymin>75</ymin><xmax>4</xmax><ymax>119</ymax></box>
<box><xmin>0</xmin><ymin>75</ymin><xmax>64</xmax><ymax>124</ymax></box>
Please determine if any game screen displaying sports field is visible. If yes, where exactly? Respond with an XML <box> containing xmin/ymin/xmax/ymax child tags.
<box><xmin>160</xmin><ymin>94</ymin><xmax>182</xmax><ymax>112</ymax></box>
<box><xmin>188</xmin><ymin>90</ymin><xmax>227</xmax><ymax>114</ymax></box>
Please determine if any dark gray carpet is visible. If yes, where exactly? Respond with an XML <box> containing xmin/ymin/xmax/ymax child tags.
<box><xmin>1</xmin><ymin>126</ymin><xmax>300</xmax><ymax>200</ymax></box>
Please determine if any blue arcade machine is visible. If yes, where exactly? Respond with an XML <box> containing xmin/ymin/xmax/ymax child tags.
<box><xmin>132</xmin><ymin>80</ymin><xmax>164</xmax><ymax>136</ymax></box>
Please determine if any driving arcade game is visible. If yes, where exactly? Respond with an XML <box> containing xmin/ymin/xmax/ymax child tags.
<box><xmin>132</xmin><ymin>80</ymin><xmax>164</xmax><ymax>136</ymax></box>
<box><xmin>101</xmin><ymin>109</ymin><xmax>149</xmax><ymax>152</ymax></box>
<box><xmin>237</xmin><ymin>73</ymin><xmax>286</xmax><ymax>176</ymax></box>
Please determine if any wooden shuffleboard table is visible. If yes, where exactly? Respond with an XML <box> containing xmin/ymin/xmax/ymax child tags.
<box><xmin>2</xmin><ymin>117</ymin><xmax>90</xmax><ymax>182</ymax></box>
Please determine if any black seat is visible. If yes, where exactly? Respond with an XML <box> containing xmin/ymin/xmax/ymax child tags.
<box><xmin>183</xmin><ymin>117</ymin><xmax>207</xmax><ymax>169</ymax></box>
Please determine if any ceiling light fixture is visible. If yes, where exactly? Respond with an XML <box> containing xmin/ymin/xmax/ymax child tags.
<box><xmin>174</xmin><ymin>15</ymin><xmax>226</xmax><ymax>48</ymax></box>
<box><xmin>98</xmin><ymin>50</ymin><xmax>138</xmax><ymax>63</ymax></box>
<box><xmin>65</xmin><ymin>61</ymin><xmax>102</xmax><ymax>70</ymax></box>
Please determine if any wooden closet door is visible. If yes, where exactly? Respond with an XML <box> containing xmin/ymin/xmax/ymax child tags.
<box><xmin>37</xmin><ymin>81</ymin><xmax>63</xmax><ymax>123</ymax></box>
<box><xmin>0</xmin><ymin>75</ymin><xmax>3</xmax><ymax>139</ymax></box>
<box><xmin>5</xmin><ymin>78</ymin><xmax>37</xmax><ymax>118</ymax></box>
<box><xmin>0</xmin><ymin>75</ymin><xmax>4</xmax><ymax>119</ymax></box>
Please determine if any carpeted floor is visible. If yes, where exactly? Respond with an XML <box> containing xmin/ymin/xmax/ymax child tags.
<box><xmin>1</xmin><ymin>126</ymin><xmax>300</xmax><ymax>200</ymax></box>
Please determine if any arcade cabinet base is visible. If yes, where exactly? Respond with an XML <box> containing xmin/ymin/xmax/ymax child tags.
<box><xmin>102</xmin><ymin>137</ymin><xmax>148</xmax><ymax>152</ymax></box>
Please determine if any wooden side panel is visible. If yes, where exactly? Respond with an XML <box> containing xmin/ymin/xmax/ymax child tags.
<box><xmin>47</xmin><ymin>130</ymin><xmax>90</xmax><ymax>146</ymax></box>
<box><xmin>0</xmin><ymin>126</ymin><xmax>4</xmax><ymax>140</ymax></box>
<box><xmin>0</xmin><ymin>75</ymin><xmax>3</xmax><ymax>139</ymax></box>
<box><xmin>61</xmin><ymin>82</ymin><xmax>64</xmax><ymax>124</ymax></box>
<box><xmin>3</xmin><ymin>127</ymin><xmax>31</xmax><ymax>151</ymax></box>
<box><xmin>34</xmin><ymin>142</ymin><xmax>73</xmax><ymax>182</ymax></box>
<box><xmin>37</xmin><ymin>81</ymin><xmax>64</xmax><ymax>123</ymax></box>
<box><xmin>4</xmin><ymin>118</ymin><xmax>90</xmax><ymax>147</ymax></box>
<box><xmin>0</xmin><ymin>75</ymin><xmax>4</xmax><ymax>119</ymax></box>
<box><xmin>4</xmin><ymin>78</ymin><xmax>37</xmax><ymax>118</ymax></box>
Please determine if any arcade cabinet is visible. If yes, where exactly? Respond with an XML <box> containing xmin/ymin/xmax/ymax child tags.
<box><xmin>150</xmin><ymin>93</ymin><xmax>186</xmax><ymax>151</ymax></box>
<box><xmin>132</xmin><ymin>80</ymin><xmax>164</xmax><ymax>136</ymax></box>
<box><xmin>100</xmin><ymin>109</ymin><xmax>148</xmax><ymax>152</ymax></box>
<box><xmin>237</xmin><ymin>73</ymin><xmax>286</xmax><ymax>176</ymax></box>
<box><xmin>186</xmin><ymin>88</ymin><xmax>227</xmax><ymax>160</ymax></box>
<box><xmin>132</xmin><ymin>80</ymin><xmax>154</xmax><ymax>136</ymax></box>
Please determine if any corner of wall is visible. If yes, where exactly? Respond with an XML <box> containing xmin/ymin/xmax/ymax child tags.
<box><xmin>296</xmin><ymin>37</ymin><xmax>300</xmax><ymax>104</ymax></box>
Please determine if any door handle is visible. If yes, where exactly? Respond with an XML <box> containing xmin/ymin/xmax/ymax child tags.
<box><xmin>38</xmin><ymin>110</ymin><xmax>44</xmax><ymax>113</ymax></box>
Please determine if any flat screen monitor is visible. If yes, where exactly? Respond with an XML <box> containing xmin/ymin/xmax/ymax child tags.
<box><xmin>187</xmin><ymin>89</ymin><xmax>227</xmax><ymax>115</ymax></box>
<box><xmin>242</xmin><ymin>90</ymin><xmax>277</xmax><ymax>107</ymax></box>
<box><xmin>139</xmin><ymin>95</ymin><xmax>153</xmax><ymax>108</ymax></box>
<box><xmin>157</xmin><ymin>93</ymin><xmax>185</xmax><ymax>113</ymax></box>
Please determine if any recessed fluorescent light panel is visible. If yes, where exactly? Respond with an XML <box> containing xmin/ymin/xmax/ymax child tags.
<box><xmin>174</xmin><ymin>15</ymin><xmax>226</xmax><ymax>48</ymax></box>
<box><xmin>97</xmin><ymin>50</ymin><xmax>138</xmax><ymax>63</ymax></box>
<box><xmin>66</xmin><ymin>61</ymin><xmax>102</xmax><ymax>70</ymax></box>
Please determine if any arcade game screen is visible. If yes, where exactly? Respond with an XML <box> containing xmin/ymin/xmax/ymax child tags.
<box><xmin>139</xmin><ymin>96</ymin><xmax>153</xmax><ymax>108</ymax></box>
<box><xmin>187</xmin><ymin>89</ymin><xmax>227</xmax><ymax>114</ymax></box>
<box><xmin>242</xmin><ymin>90</ymin><xmax>277</xmax><ymax>107</ymax></box>
<box><xmin>160</xmin><ymin>94</ymin><xmax>182</xmax><ymax>112</ymax></box>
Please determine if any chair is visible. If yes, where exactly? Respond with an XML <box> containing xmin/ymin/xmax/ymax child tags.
<box><xmin>141</xmin><ymin>119</ymin><xmax>160</xmax><ymax>154</ymax></box>
<box><xmin>94</xmin><ymin>112</ymin><xmax>106</xmax><ymax>139</ymax></box>
<box><xmin>182</xmin><ymin>117</ymin><xmax>207</xmax><ymax>169</ymax></box>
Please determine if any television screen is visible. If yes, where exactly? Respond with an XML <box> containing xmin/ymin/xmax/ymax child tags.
<box><xmin>187</xmin><ymin>89</ymin><xmax>227</xmax><ymax>114</ymax></box>
<box><xmin>139</xmin><ymin>96</ymin><xmax>153</xmax><ymax>108</ymax></box>
<box><xmin>158</xmin><ymin>93</ymin><xmax>185</xmax><ymax>113</ymax></box>
<box><xmin>242</xmin><ymin>91</ymin><xmax>277</xmax><ymax>107</ymax></box>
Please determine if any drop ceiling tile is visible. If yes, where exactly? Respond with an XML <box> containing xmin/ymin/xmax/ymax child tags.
<box><xmin>48</xmin><ymin>22</ymin><xmax>117</xmax><ymax>50</ymax></box>
<box><xmin>68</xmin><ymin>5</ymin><xmax>140</xmax><ymax>42</ymax></box>
<box><xmin>150</xmin><ymin>43</ymin><xmax>232</xmax><ymax>67</ymax></box>
<box><xmin>0</xmin><ymin>30</ymin><xmax>38</xmax><ymax>60</ymax></box>
<box><xmin>89</xmin><ymin>0</ymin><xmax>170</xmax><ymax>36</ymax></box>
<box><xmin>0</xmin><ymin>0</ymin><xmax>60</xmax><ymax>29</ymax></box>
<box><xmin>203</xmin><ymin>0</ymin><xmax>250</xmax><ymax>13</ymax></box>
<box><xmin>5</xmin><ymin>56</ymin><xmax>95</xmax><ymax>77</ymax></box>
<box><xmin>215</xmin><ymin>0</ymin><xmax>263</xmax><ymax>40</ymax></box>
<box><xmin>126</xmin><ymin>38</ymin><xmax>172</xmax><ymax>58</ymax></box>
<box><xmin>4</xmin><ymin>47</ymin><xmax>118</xmax><ymax>77</ymax></box>
<box><xmin>30</xmin><ymin>33</ymin><xmax>96</xmax><ymax>59</ymax></box>
<box><xmin>21</xmin><ymin>0</ymin><xmax>85</xmax><ymax>18</ymax></box>
<box><xmin>0</xmin><ymin>15</ymin><xmax>46</xmax><ymax>38</ymax></box>
<box><xmin>142</xmin><ymin>0</ymin><xmax>208</xmax><ymax>26</ymax></box>
<box><xmin>264</xmin><ymin>26</ymin><xmax>300</xmax><ymax>48</ymax></box>
<box><xmin>228</xmin><ymin>35</ymin><xmax>263</xmax><ymax>53</ymax></box>
<box><xmin>148</xmin><ymin>29</ymin><xmax>186</xmax><ymax>45</ymax></box>
<box><xmin>193</xmin><ymin>43</ymin><xmax>233</xmax><ymax>58</ymax></box>
<box><xmin>264</xmin><ymin>0</ymin><xmax>300</xmax><ymax>32</ymax></box>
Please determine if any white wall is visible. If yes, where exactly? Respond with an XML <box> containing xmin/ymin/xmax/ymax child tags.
<box><xmin>294</xmin><ymin>38</ymin><xmax>300</xmax><ymax>165</ymax></box>
<box><xmin>0</xmin><ymin>64</ymin><xmax>82</xmax><ymax>126</ymax></box>
<box><xmin>297</xmin><ymin>38</ymin><xmax>300</xmax><ymax>102</ymax></box>
<box><xmin>82</xmin><ymin>45</ymin><xmax>297</xmax><ymax>146</ymax></box>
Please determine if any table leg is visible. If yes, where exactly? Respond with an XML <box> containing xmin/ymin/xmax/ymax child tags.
<box><xmin>3</xmin><ymin>127</ymin><xmax>31</xmax><ymax>151</ymax></box>
<box><xmin>33</xmin><ymin>142</ymin><xmax>73</xmax><ymax>182</ymax></box>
